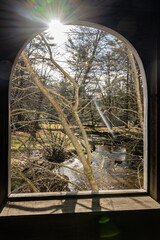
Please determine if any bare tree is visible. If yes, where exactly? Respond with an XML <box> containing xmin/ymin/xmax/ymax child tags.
<box><xmin>10</xmin><ymin>25</ymin><xmax>144</xmax><ymax>192</ymax></box>
<box><xmin>127</xmin><ymin>48</ymin><xmax>144</xmax><ymax>129</ymax></box>
<box><xmin>21</xmin><ymin>49</ymin><xmax>99</xmax><ymax>190</ymax></box>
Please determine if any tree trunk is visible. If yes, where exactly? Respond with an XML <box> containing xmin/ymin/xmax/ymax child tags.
<box><xmin>21</xmin><ymin>51</ymin><xmax>99</xmax><ymax>191</ymax></box>
<box><xmin>127</xmin><ymin>49</ymin><xmax>144</xmax><ymax>129</ymax></box>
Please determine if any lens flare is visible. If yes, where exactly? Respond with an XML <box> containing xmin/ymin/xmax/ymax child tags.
<box><xmin>98</xmin><ymin>216</ymin><xmax>111</xmax><ymax>224</ymax></box>
<box><xmin>48</xmin><ymin>19</ymin><xmax>67</xmax><ymax>45</ymax></box>
<box><xmin>94</xmin><ymin>99</ymin><xmax>115</xmax><ymax>138</ymax></box>
<box><xmin>48</xmin><ymin>19</ymin><xmax>64</xmax><ymax>35</ymax></box>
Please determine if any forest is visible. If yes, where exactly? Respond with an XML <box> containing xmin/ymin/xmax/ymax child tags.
<box><xmin>10</xmin><ymin>24</ymin><xmax>144</xmax><ymax>193</ymax></box>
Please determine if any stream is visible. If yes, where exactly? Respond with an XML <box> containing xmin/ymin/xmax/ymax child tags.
<box><xmin>59</xmin><ymin>142</ymin><xmax>143</xmax><ymax>191</ymax></box>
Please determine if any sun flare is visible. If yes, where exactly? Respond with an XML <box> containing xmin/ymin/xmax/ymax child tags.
<box><xmin>48</xmin><ymin>19</ymin><xmax>66</xmax><ymax>44</ymax></box>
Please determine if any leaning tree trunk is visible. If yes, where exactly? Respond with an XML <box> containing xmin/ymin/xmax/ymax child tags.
<box><xmin>21</xmin><ymin>51</ymin><xmax>99</xmax><ymax>191</ymax></box>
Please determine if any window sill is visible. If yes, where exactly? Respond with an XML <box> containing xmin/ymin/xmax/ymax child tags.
<box><xmin>1</xmin><ymin>191</ymin><xmax>160</xmax><ymax>217</ymax></box>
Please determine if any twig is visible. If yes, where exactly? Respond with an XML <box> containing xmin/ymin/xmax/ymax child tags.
<box><xmin>12</xmin><ymin>165</ymin><xmax>39</xmax><ymax>193</ymax></box>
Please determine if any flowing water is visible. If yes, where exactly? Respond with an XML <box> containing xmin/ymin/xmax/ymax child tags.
<box><xmin>60</xmin><ymin>143</ymin><xmax>143</xmax><ymax>191</ymax></box>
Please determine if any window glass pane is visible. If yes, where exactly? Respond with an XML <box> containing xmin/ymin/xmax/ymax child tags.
<box><xmin>10</xmin><ymin>24</ymin><xmax>144</xmax><ymax>193</ymax></box>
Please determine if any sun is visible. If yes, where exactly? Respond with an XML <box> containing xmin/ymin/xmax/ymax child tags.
<box><xmin>48</xmin><ymin>19</ymin><xmax>66</xmax><ymax>45</ymax></box>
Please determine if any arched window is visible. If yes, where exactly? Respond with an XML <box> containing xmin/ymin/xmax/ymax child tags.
<box><xmin>9</xmin><ymin>22</ymin><xmax>147</xmax><ymax>195</ymax></box>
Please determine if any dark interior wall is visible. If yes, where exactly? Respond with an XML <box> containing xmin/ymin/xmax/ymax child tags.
<box><xmin>0</xmin><ymin>0</ymin><xmax>159</xmax><ymax>239</ymax></box>
<box><xmin>0</xmin><ymin>209</ymin><xmax>160</xmax><ymax>240</ymax></box>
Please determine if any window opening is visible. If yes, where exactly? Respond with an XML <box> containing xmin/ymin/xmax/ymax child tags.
<box><xmin>9</xmin><ymin>23</ymin><xmax>146</xmax><ymax>194</ymax></box>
